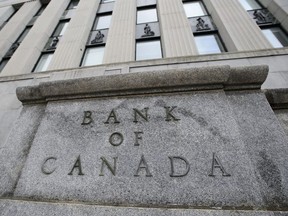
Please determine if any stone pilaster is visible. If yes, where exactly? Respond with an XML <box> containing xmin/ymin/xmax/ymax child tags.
<box><xmin>0</xmin><ymin>5</ymin><xmax>14</xmax><ymax>28</ymax></box>
<box><xmin>103</xmin><ymin>0</ymin><xmax>136</xmax><ymax>64</ymax></box>
<box><xmin>47</xmin><ymin>0</ymin><xmax>101</xmax><ymax>70</ymax></box>
<box><xmin>0</xmin><ymin>0</ymin><xmax>70</xmax><ymax>77</ymax></box>
<box><xmin>204</xmin><ymin>0</ymin><xmax>272</xmax><ymax>52</ymax></box>
<box><xmin>157</xmin><ymin>0</ymin><xmax>198</xmax><ymax>57</ymax></box>
<box><xmin>0</xmin><ymin>1</ymin><xmax>40</xmax><ymax>61</ymax></box>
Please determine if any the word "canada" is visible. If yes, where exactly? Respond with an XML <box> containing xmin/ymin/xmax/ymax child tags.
<box><xmin>41</xmin><ymin>153</ymin><xmax>231</xmax><ymax>178</ymax></box>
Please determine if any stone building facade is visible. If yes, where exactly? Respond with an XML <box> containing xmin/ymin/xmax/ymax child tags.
<box><xmin>0</xmin><ymin>0</ymin><xmax>288</xmax><ymax>143</ymax></box>
<box><xmin>1</xmin><ymin>0</ymin><xmax>288</xmax><ymax>215</ymax></box>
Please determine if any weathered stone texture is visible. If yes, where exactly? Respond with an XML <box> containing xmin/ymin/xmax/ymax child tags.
<box><xmin>14</xmin><ymin>91</ymin><xmax>262</xmax><ymax>208</ymax></box>
<box><xmin>0</xmin><ymin>199</ymin><xmax>279</xmax><ymax>216</ymax></box>
<box><xmin>0</xmin><ymin>104</ymin><xmax>45</xmax><ymax>196</ymax></box>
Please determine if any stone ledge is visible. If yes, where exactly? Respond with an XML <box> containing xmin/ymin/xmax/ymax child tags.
<box><xmin>0</xmin><ymin>199</ymin><xmax>286</xmax><ymax>215</ymax></box>
<box><xmin>265</xmin><ymin>89</ymin><xmax>288</xmax><ymax>109</ymax></box>
<box><xmin>16</xmin><ymin>65</ymin><xmax>268</xmax><ymax>104</ymax></box>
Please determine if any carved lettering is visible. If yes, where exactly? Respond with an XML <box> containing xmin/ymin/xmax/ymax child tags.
<box><xmin>133</xmin><ymin>108</ymin><xmax>149</xmax><ymax>123</ymax></box>
<box><xmin>41</xmin><ymin>157</ymin><xmax>57</xmax><ymax>175</ymax></box>
<box><xmin>99</xmin><ymin>157</ymin><xmax>117</xmax><ymax>176</ymax></box>
<box><xmin>134</xmin><ymin>155</ymin><xmax>152</xmax><ymax>177</ymax></box>
<box><xmin>81</xmin><ymin>111</ymin><xmax>93</xmax><ymax>125</ymax></box>
<box><xmin>68</xmin><ymin>155</ymin><xmax>84</xmax><ymax>176</ymax></box>
<box><xmin>109</xmin><ymin>132</ymin><xmax>124</xmax><ymax>146</ymax></box>
<box><xmin>104</xmin><ymin>109</ymin><xmax>120</xmax><ymax>124</ymax></box>
<box><xmin>209</xmin><ymin>153</ymin><xmax>231</xmax><ymax>177</ymax></box>
<box><xmin>165</xmin><ymin>106</ymin><xmax>180</xmax><ymax>121</ymax></box>
<box><xmin>134</xmin><ymin>131</ymin><xmax>143</xmax><ymax>146</ymax></box>
<box><xmin>169</xmin><ymin>156</ymin><xmax>190</xmax><ymax>177</ymax></box>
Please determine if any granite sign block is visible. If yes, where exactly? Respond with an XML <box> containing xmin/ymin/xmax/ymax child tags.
<box><xmin>14</xmin><ymin>91</ymin><xmax>263</xmax><ymax>208</ymax></box>
<box><xmin>3</xmin><ymin>65</ymin><xmax>288</xmax><ymax>214</ymax></box>
<box><xmin>0</xmin><ymin>104</ymin><xmax>45</xmax><ymax>196</ymax></box>
<box><xmin>227</xmin><ymin>91</ymin><xmax>288</xmax><ymax>208</ymax></box>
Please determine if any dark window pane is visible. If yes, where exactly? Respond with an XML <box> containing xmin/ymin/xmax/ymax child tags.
<box><xmin>68</xmin><ymin>0</ymin><xmax>79</xmax><ymax>10</ymax></box>
<box><xmin>36</xmin><ymin>5</ymin><xmax>47</xmax><ymax>16</ymax></box>
<box><xmin>0</xmin><ymin>59</ymin><xmax>9</xmax><ymax>72</ymax></box>
<box><xmin>17</xmin><ymin>27</ymin><xmax>31</xmax><ymax>43</ymax></box>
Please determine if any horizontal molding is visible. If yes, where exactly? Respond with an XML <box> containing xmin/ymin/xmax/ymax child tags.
<box><xmin>16</xmin><ymin>65</ymin><xmax>268</xmax><ymax>104</ymax></box>
<box><xmin>265</xmin><ymin>88</ymin><xmax>288</xmax><ymax>109</ymax></box>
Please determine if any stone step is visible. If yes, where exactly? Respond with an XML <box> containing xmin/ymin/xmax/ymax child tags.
<box><xmin>0</xmin><ymin>199</ymin><xmax>284</xmax><ymax>216</ymax></box>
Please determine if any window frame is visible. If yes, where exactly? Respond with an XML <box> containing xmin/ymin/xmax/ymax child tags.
<box><xmin>52</xmin><ymin>20</ymin><xmax>70</xmax><ymax>37</ymax></box>
<box><xmin>80</xmin><ymin>4</ymin><xmax>115</xmax><ymax>67</ymax></box>
<box><xmin>135</xmin><ymin>3</ymin><xmax>162</xmax><ymax>61</ymax></box>
<box><xmin>101</xmin><ymin>0</ymin><xmax>115</xmax><ymax>3</ymax></box>
<box><xmin>32</xmin><ymin>52</ymin><xmax>54</xmax><ymax>73</ymax></box>
<box><xmin>0</xmin><ymin>59</ymin><xmax>9</xmax><ymax>73</ymax></box>
<box><xmin>93</xmin><ymin>13</ymin><xmax>112</xmax><ymax>30</ymax></box>
<box><xmin>182</xmin><ymin>0</ymin><xmax>207</xmax><ymax>18</ymax></box>
<box><xmin>81</xmin><ymin>45</ymin><xmax>106</xmax><ymax>67</ymax></box>
<box><xmin>239</xmin><ymin>0</ymin><xmax>288</xmax><ymax>49</ymax></box>
<box><xmin>135</xmin><ymin>37</ymin><xmax>163</xmax><ymax>61</ymax></box>
<box><xmin>194</xmin><ymin>33</ymin><xmax>226</xmax><ymax>55</ymax></box>
<box><xmin>1</xmin><ymin>5</ymin><xmax>44</xmax><ymax>72</ymax></box>
<box><xmin>238</xmin><ymin>0</ymin><xmax>262</xmax><ymax>11</ymax></box>
<box><xmin>261</xmin><ymin>25</ymin><xmax>288</xmax><ymax>48</ymax></box>
<box><xmin>67</xmin><ymin>0</ymin><xmax>79</xmax><ymax>10</ymax></box>
<box><xmin>182</xmin><ymin>0</ymin><xmax>226</xmax><ymax>54</ymax></box>
<box><xmin>136</xmin><ymin>6</ymin><xmax>158</xmax><ymax>25</ymax></box>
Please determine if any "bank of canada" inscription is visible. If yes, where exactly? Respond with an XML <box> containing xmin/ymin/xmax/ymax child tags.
<box><xmin>40</xmin><ymin>106</ymin><xmax>231</xmax><ymax>178</ymax></box>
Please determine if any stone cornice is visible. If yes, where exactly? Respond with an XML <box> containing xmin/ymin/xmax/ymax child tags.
<box><xmin>16</xmin><ymin>65</ymin><xmax>269</xmax><ymax>104</ymax></box>
<box><xmin>265</xmin><ymin>88</ymin><xmax>288</xmax><ymax>109</ymax></box>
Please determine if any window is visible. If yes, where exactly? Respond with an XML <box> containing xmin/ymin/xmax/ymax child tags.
<box><xmin>27</xmin><ymin>5</ymin><xmax>47</xmax><ymax>26</ymax></box>
<box><xmin>62</xmin><ymin>0</ymin><xmax>79</xmax><ymax>19</ymax></box>
<box><xmin>136</xmin><ymin>2</ymin><xmax>162</xmax><ymax>61</ymax></box>
<box><xmin>33</xmin><ymin>53</ymin><xmax>54</xmax><ymax>72</ymax></box>
<box><xmin>67</xmin><ymin>0</ymin><xmax>79</xmax><ymax>10</ymax></box>
<box><xmin>94</xmin><ymin>14</ymin><xmax>112</xmax><ymax>30</ymax></box>
<box><xmin>81</xmin><ymin>1</ymin><xmax>115</xmax><ymax>67</ymax></box>
<box><xmin>0</xmin><ymin>5</ymin><xmax>47</xmax><ymax>72</ymax></box>
<box><xmin>17</xmin><ymin>27</ymin><xmax>31</xmax><ymax>43</ymax></box>
<box><xmin>238</xmin><ymin>0</ymin><xmax>261</xmax><ymax>10</ymax></box>
<box><xmin>33</xmin><ymin>0</ymin><xmax>78</xmax><ymax>72</ymax></box>
<box><xmin>43</xmin><ymin>20</ymin><xmax>69</xmax><ymax>51</ymax></box>
<box><xmin>0</xmin><ymin>6</ymin><xmax>18</xmax><ymax>31</ymax></box>
<box><xmin>262</xmin><ymin>27</ymin><xmax>288</xmax><ymax>48</ymax></box>
<box><xmin>0</xmin><ymin>59</ymin><xmax>8</xmax><ymax>73</ymax></box>
<box><xmin>194</xmin><ymin>34</ymin><xmax>224</xmax><ymax>54</ymax></box>
<box><xmin>183</xmin><ymin>0</ymin><xmax>225</xmax><ymax>55</ymax></box>
<box><xmin>102</xmin><ymin>0</ymin><xmax>115</xmax><ymax>3</ymax></box>
<box><xmin>183</xmin><ymin>1</ymin><xmax>206</xmax><ymax>18</ymax></box>
<box><xmin>82</xmin><ymin>46</ymin><xmax>105</xmax><ymax>66</ymax></box>
<box><xmin>55</xmin><ymin>21</ymin><xmax>69</xmax><ymax>37</ymax></box>
<box><xmin>239</xmin><ymin>0</ymin><xmax>288</xmax><ymax>48</ymax></box>
<box><xmin>36</xmin><ymin>6</ymin><xmax>46</xmax><ymax>16</ymax></box>
<box><xmin>137</xmin><ymin>8</ymin><xmax>158</xmax><ymax>24</ymax></box>
<box><xmin>136</xmin><ymin>40</ymin><xmax>162</xmax><ymax>60</ymax></box>
<box><xmin>137</xmin><ymin>0</ymin><xmax>157</xmax><ymax>7</ymax></box>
